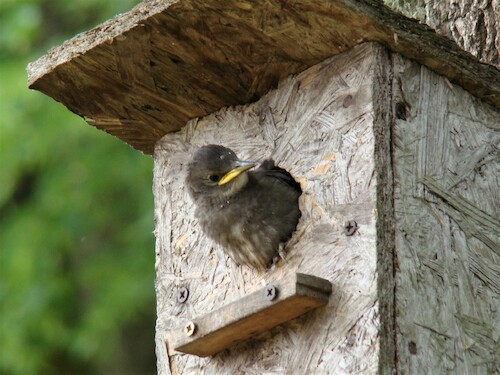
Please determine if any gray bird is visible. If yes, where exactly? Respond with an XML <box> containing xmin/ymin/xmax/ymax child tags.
<box><xmin>186</xmin><ymin>145</ymin><xmax>302</xmax><ymax>270</ymax></box>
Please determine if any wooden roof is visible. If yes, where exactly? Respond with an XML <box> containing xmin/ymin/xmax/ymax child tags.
<box><xmin>27</xmin><ymin>0</ymin><xmax>500</xmax><ymax>154</ymax></box>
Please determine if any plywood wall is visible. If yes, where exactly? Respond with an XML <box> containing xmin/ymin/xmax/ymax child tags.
<box><xmin>153</xmin><ymin>43</ymin><xmax>391</xmax><ymax>374</ymax></box>
<box><xmin>392</xmin><ymin>55</ymin><xmax>500</xmax><ymax>374</ymax></box>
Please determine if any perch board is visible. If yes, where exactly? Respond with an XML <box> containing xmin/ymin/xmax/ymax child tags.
<box><xmin>169</xmin><ymin>273</ymin><xmax>332</xmax><ymax>357</ymax></box>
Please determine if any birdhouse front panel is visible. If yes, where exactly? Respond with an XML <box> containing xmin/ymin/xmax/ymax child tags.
<box><xmin>153</xmin><ymin>43</ymin><xmax>389</xmax><ymax>374</ymax></box>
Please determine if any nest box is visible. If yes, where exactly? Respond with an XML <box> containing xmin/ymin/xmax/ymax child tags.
<box><xmin>28</xmin><ymin>1</ymin><xmax>499</xmax><ymax>374</ymax></box>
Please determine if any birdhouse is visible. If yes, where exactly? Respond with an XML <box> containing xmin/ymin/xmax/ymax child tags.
<box><xmin>28</xmin><ymin>1</ymin><xmax>499</xmax><ymax>374</ymax></box>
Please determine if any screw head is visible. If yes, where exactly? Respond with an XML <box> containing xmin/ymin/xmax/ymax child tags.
<box><xmin>177</xmin><ymin>287</ymin><xmax>189</xmax><ymax>303</ymax></box>
<box><xmin>344</xmin><ymin>220</ymin><xmax>358</xmax><ymax>236</ymax></box>
<box><xmin>343</xmin><ymin>94</ymin><xmax>353</xmax><ymax>108</ymax></box>
<box><xmin>184</xmin><ymin>321</ymin><xmax>196</xmax><ymax>336</ymax></box>
<box><xmin>408</xmin><ymin>341</ymin><xmax>417</xmax><ymax>355</ymax></box>
<box><xmin>265</xmin><ymin>285</ymin><xmax>278</xmax><ymax>301</ymax></box>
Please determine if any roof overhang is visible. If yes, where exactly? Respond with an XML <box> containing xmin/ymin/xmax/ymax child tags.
<box><xmin>27</xmin><ymin>0</ymin><xmax>500</xmax><ymax>154</ymax></box>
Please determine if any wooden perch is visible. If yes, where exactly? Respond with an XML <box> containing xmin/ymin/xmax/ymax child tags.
<box><xmin>27</xmin><ymin>0</ymin><xmax>500</xmax><ymax>154</ymax></box>
<box><xmin>168</xmin><ymin>273</ymin><xmax>332</xmax><ymax>357</ymax></box>
<box><xmin>153</xmin><ymin>43</ymin><xmax>499</xmax><ymax>373</ymax></box>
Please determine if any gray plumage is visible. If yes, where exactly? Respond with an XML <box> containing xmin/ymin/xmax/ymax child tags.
<box><xmin>186</xmin><ymin>145</ymin><xmax>302</xmax><ymax>270</ymax></box>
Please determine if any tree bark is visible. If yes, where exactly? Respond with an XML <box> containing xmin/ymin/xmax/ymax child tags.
<box><xmin>384</xmin><ymin>0</ymin><xmax>499</xmax><ymax>67</ymax></box>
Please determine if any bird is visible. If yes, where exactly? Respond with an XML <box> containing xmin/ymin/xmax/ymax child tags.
<box><xmin>186</xmin><ymin>144</ymin><xmax>302</xmax><ymax>270</ymax></box>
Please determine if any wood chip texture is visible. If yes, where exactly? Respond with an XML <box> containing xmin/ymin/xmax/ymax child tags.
<box><xmin>392</xmin><ymin>54</ymin><xmax>500</xmax><ymax>374</ymax></box>
<box><xmin>153</xmin><ymin>41</ymin><xmax>500</xmax><ymax>374</ymax></box>
<box><xmin>27</xmin><ymin>0</ymin><xmax>500</xmax><ymax>154</ymax></box>
<box><xmin>153</xmin><ymin>43</ymin><xmax>386</xmax><ymax>375</ymax></box>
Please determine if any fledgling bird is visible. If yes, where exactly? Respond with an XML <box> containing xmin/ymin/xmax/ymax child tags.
<box><xmin>186</xmin><ymin>145</ymin><xmax>302</xmax><ymax>270</ymax></box>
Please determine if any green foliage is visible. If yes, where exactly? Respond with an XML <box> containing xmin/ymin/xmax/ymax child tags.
<box><xmin>0</xmin><ymin>1</ymin><xmax>157</xmax><ymax>374</ymax></box>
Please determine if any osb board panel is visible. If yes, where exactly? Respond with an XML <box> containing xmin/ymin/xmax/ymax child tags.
<box><xmin>392</xmin><ymin>54</ymin><xmax>500</xmax><ymax>374</ymax></box>
<box><xmin>153</xmin><ymin>43</ymin><xmax>387</xmax><ymax>374</ymax></box>
<box><xmin>27</xmin><ymin>0</ymin><xmax>500</xmax><ymax>155</ymax></box>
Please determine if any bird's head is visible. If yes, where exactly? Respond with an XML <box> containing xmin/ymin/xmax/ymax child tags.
<box><xmin>186</xmin><ymin>145</ymin><xmax>257</xmax><ymax>201</ymax></box>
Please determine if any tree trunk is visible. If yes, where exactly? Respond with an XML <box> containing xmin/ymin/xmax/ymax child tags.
<box><xmin>384</xmin><ymin>0</ymin><xmax>499</xmax><ymax>67</ymax></box>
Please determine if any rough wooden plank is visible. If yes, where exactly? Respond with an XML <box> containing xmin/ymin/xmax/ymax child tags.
<box><xmin>27</xmin><ymin>0</ymin><xmax>500</xmax><ymax>154</ymax></box>
<box><xmin>392</xmin><ymin>53</ymin><xmax>500</xmax><ymax>374</ymax></box>
<box><xmin>371</xmin><ymin>45</ymin><xmax>396</xmax><ymax>374</ymax></box>
<box><xmin>153</xmin><ymin>43</ymin><xmax>385</xmax><ymax>375</ymax></box>
<box><xmin>169</xmin><ymin>273</ymin><xmax>332</xmax><ymax>357</ymax></box>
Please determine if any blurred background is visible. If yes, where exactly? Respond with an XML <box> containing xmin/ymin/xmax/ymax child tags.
<box><xmin>0</xmin><ymin>1</ymin><xmax>157</xmax><ymax>374</ymax></box>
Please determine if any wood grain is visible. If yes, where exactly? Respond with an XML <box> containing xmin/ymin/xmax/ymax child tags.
<box><xmin>169</xmin><ymin>273</ymin><xmax>332</xmax><ymax>357</ymax></box>
<box><xmin>153</xmin><ymin>43</ymin><xmax>386</xmax><ymax>374</ymax></box>
<box><xmin>153</xmin><ymin>41</ymin><xmax>500</xmax><ymax>374</ymax></box>
<box><xmin>27</xmin><ymin>0</ymin><xmax>500</xmax><ymax>154</ymax></box>
<box><xmin>392</xmin><ymin>53</ymin><xmax>499</xmax><ymax>374</ymax></box>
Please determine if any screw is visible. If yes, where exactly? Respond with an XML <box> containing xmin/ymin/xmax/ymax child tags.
<box><xmin>344</xmin><ymin>220</ymin><xmax>358</xmax><ymax>236</ymax></box>
<box><xmin>177</xmin><ymin>287</ymin><xmax>189</xmax><ymax>303</ymax></box>
<box><xmin>396</xmin><ymin>102</ymin><xmax>408</xmax><ymax>120</ymax></box>
<box><xmin>408</xmin><ymin>341</ymin><xmax>417</xmax><ymax>355</ymax></box>
<box><xmin>184</xmin><ymin>321</ymin><xmax>196</xmax><ymax>336</ymax></box>
<box><xmin>343</xmin><ymin>94</ymin><xmax>353</xmax><ymax>108</ymax></box>
<box><xmin>265</xmin><ymin>285</ymin><xmax>278</xmax><ymax>301</ymax></box>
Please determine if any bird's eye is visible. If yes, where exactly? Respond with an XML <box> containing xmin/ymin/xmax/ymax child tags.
<box><xmin>209</xmin><ymin>174</ymin><xmax>221</xmax><ymax>183</ymax></box>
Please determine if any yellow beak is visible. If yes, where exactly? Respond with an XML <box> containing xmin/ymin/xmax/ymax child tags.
<box><xmin>218</xmin><ymin>161</ymin><xmax>257</xmax><ymax>186</ymax></box>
